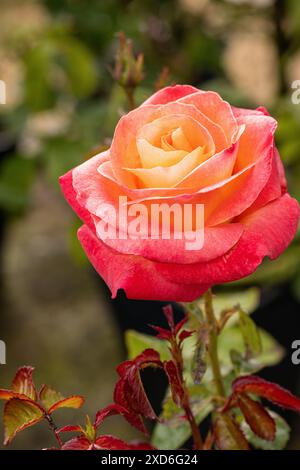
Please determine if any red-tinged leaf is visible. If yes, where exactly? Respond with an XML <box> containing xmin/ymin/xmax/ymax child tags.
<box><xmin>39</xmin><ymin>384</ymin><xmax>64</xmax><ymax>411</ymax></box>
<box><xmin>232</xmin><ymin>376</ymin><xmax>300</xmax><ymax>413</ymax></box>
<box><xmin>4</xmin><ymin>398</ymin><xmax>44</xmax><ymax>445</ymax></box>
<box><xmin>0</xmin><ymin>389</ymin><xmax>28</xmax><ymax>401</ymax></box>
<box><xmin>95</xmin><ymin>403</ymin><xmax>147</xmax><ymax>435</ymax></box>
<box><xmin>58</xmin><ymin>425</ymin><xmax>83</xmax><ymax>434</ymax></box>
<box><xmin>164</xmin><ymin>360</ymin><xmax>185</xmax><ymax>407</ymax></box>
<box><xmin>114</xmin><ymin>349</ymin><xmax>162</xmax><ymax>421</ymax></box>
<box><xmin>214</xmin><ymin>413</ymin><xmax>250</xmax><ymax>450</ymax></box>
<box><xmin>48</xmin><ymin>395</ymin><xmax>84</xmax><ymax>414</ymax></box>
<box><xmin>94</xmin><ymin>403</ymin><xmax>125</xmax><ymax>428</ymax></box>
<box><xmin>237</xmin><ymin>394</ymin><xmax>276</xmax><ymax>441</ymax></box>
<box><xmin>150</xmin><ymin>325</ymin><xmax>172</xmax><ymax>341</ymax></box>
<box><xmin>95</xmin><ymin>435</ymin><xmax>153</xmax><ymax>450</ymax></box>
<box><xmin>61</xmin><ymin>437</ymin><xmax>91</xmax><ymax>450</ymax></box>
<box><xmin>12</xmin><ymin>366</ymin><xmax>37</xmax><ymax>401</ymax></box>
<box><xmin>163</xmin><ymin>305</ymin><xmax>175</xmax><ymax>331</ymax></box>
<box><xmin>178</xmin><ymin>329</ymin><xmax>193</xmax><ymax>345</ymax></box>
<box><xmin>175</xmin><ymin>316</ymin><xmax>189</xmax><ymax>335</ymax></box>
<box><xmin>123</xmin><ymin>412</ymin><xmax>148</xmax><ymax>435</ymax></box>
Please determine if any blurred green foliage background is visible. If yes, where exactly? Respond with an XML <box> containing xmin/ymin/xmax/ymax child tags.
<box><xmin>1</xmin><ymin>0</ymin><xmax>300</xmax><ymax>450</ymax></box>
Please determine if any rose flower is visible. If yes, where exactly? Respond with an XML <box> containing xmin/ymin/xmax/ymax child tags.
<box><xmin>60</xmin><ymin>85</ymin><xmax>300</xmax><ymax>301</ymax></box>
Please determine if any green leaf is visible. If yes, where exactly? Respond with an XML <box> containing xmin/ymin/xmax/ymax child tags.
<box><xmin>238</xmin><ymin>310</ymin><xmax>262</xmax><ymax>359</ymax></box>
<box><xmin>24</xmin><ymin>45</ymin><xmax>56</xmax><ymax>111</ymax></box>
<box><xmin>151</xmin><ymin>385</ymin><xmax>212</xmax><ymax>450</ymax></box>
<box><xmin>125</xmin><ymin>330</ymin><xmax>170</xmax><ymax>362</ymax></box>
<box><xmin>241</xmin><ymin>410</ymin><xmax>290</xmax><ymax>450</ymax></box>
<box><xmin>184</xmin><ymin>302</ymin><xmax>204</xmax><ymax>328</ymax></box>
<box><xmin>3</xmin><ymin>398</ymin><xmax>44</xmax><ymax>445</ymax></box>
<box><xmin>45</xmin><ymin>138</ymin><xmax>89</xmax><ymax>186</ymax></box>
<box><xmin>0</xmin><ymin>156</ymin><xmax>36</xmax><ymax>213</ymax></box>
<box><xmin>181</xmin><ymin>324</ymin><xmax>284</xmax><ymax>380</ymax></box>
<box><xmin>57</xmin><ymin>37</ymin><xmax>98</xmax><ymax>98</ymax></box>
<box><xmin>217</xmin><ymin>324</ymin><xmax>284</xmax><ymax>375</ymax></box>
<box><xmin>197</xmin><ymin>288</ymin><xmax>260</xmax><ymax>321</ymax></box>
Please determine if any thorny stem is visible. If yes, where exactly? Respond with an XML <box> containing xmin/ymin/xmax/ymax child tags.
<box><xmin>45</xmin><ymin>413</ymin><xmax>63</xmax><ymax>449</ymax></box>
<box><xmin>172</xmin><ymin>338</ymin><xmax>203</xmax><ymax>450</ymax></box>
<box><xmin>204</xmin><ymin>289</ymin><xmax>226</xmax><ymax>398</ymax></box>
<box><xmin>182</xmin><ymin>398</ymin><xmax>203</xmax><ymax>450</ymax></box>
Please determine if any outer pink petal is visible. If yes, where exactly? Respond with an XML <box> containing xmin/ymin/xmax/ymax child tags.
<box><xmin>234</xmin><ymin>114</ymin><xmax>277</xmax><ymax>171</ymax></box>
<box><xmin>78</xmin><ymin>224</ymin><xmax>210</xmax><ymax>301</ymax></box>
<box><xmin>155</xmin><ymin>194</ymin><xmax>300</xmax><ymax>285</ymax></box>
<box><xmin>274</xmin><ymin>147</ymin><xmax>287</xmax><ymax>192</ymax></box>
<box><xmin>72</xmin><ymin>151</ymin><xmax>122</xmax><ymax>224</ymax></box>
<box><xmin>142</xmin><ymin>85</ymin><xmax>198</xmax><ymax>106</ymax></box>
<box><xmin>95</xmin><ymin>221</ymin><xmax>244</xmax><ymax>264</ymax></box>
<box><xmin>241</xmin><ymin>148</ymin><xmax>283</xmax><ymax>217</ymax></box>
<box><xmin>238</xmin><ymin>193</ymin><xmax>300</xmax><ymax>259</ymax></box>
<box><xmin>231</xmin><ymin>105</ymin><xmax>270</xmax><ymax>118</ymax></box>
<box><xmin>59</xmin><ymin>169</ymin><xmax>94</xmax><ymax>231</ymax></box>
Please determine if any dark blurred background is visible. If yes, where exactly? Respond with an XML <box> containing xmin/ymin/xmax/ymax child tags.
<box><xmin>0</xmin><ymin>0</ymin><xmax>300</xmax><ymax>450</ymax></box>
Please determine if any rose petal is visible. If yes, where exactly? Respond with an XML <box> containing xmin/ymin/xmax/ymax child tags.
<box><xmin>59</xmin><ymin>168</ymin><xmax>95</xmax><ymax>231</ymax></box>
<box><xmin>78</xmin><ymin>224</ymin><xmax>210</xmax><ymax>301</ymax></box>
<box><xmin>179</xmin><ymin>90</ymin><xmax>238</xmax><ymax>145</ymax></box>
<box><xmin>156</xmin><ymin>101</ymin><xmax>227</xmax><ymax>152</ymax></box>
<box><xmin>95</xmin><ymin>221</ymin><xmax>244</xmax><ymax>264</ymax></box>
<box><xmin>175</xmin><ymin>141</ymin><xmax>239</xmax><ymax>190</ymax></box>
<box><xmin>234</xmin><ymin>114</ymin><xmax>277</xmax><ymax>172</ymax></box>
<box><xmin>137</xmin><ymin>139</ymin><xmax>187</xmax><ymax>169</ymax></box>
<box><xmin>126</xmin><ymin>146</ymin><xmax>208</xmax><ymax>188</ymax></box>
<box><xmin>142</xmin><ymin>84</ymin><xmax>198</xmax><ymax>106</ymax></box>
<box><xmin>155</xmin><ymin>194</ymin><xmax>300</xmax><ymax>285</ymax></box>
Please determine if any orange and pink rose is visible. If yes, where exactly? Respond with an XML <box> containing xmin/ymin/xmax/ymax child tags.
<box><xmin>60</xmin><ymin>85</ymin><xmax>300</xmax><ymax>301</ymax></box>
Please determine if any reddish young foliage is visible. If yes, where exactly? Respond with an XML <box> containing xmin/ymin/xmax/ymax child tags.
<box><xmin>58</xmin><ymin>409</ymin><xmax>154</xmax><ymax>450</ymax></box>
<box><xmin>94</xmin><ymin>403</ymin><xmax>146</xmax><ymax>435</ymax></box>
<box><xmin>12</xmin><ymin>366</ymin><xmax>37</xmax><ymax>401</ymax></box>
<box><xmin>164</xmin><ymin>360</ymin><xmax>185</xmax><ymax>407</ymax></box>
<box><xmin>232</xmin><ymin>375</ymin><xmax>300</xmax><ymax>412</ymax></box>
<box><xmin>0</xmin><ymin>366</ymin><xmax>84</xmax><ymax>445</ymax></box>
<box><xmin>237</xmin><ymin>394</ymin><xmax>276</xmax><ymax>441</ymax></box>
<box><xmin>114</xmin><ymin>349</ymin><xmax>162</xmax><ymax>422</ymax></box>
<box><xmin>213</xmin><ymin>413</ymin><xmax>249</xmax><ymax>450</ymax></box>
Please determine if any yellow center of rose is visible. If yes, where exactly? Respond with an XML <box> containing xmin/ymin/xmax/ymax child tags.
<box><xmin>123</xmin><ymin>114</ymin><xmax>215</xmax><ymax>189</ymax></box>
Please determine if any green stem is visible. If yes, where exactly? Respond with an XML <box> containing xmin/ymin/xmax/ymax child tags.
<box><xmin>204</xmin><ymin>289</ymin><xmax>225</xmax><ymax>398</ymax></box>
